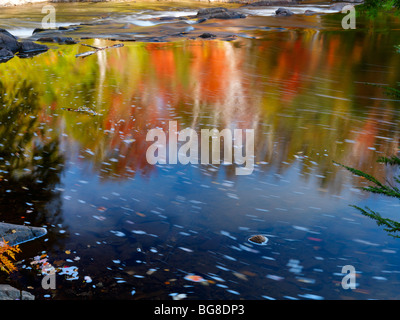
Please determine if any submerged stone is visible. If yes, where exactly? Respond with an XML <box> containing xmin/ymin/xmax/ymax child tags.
<box><xmin>0</xmin><ymin>285</ymin><xmax>34</xmax><ymax>300</ymax></box>
<box><xmin>0</xmin><ymin>222</ymin><xmax>47</xmax><ymax>246</ymax></box>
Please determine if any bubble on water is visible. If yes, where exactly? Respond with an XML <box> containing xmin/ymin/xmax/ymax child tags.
<box><xmin>226</xmin><ymin>289</ymin><xmax>240</xmax><ymax>295</ymax></box>
<box><xmin>110</xmin><ymin>230</ymin><xmax>126</xmax><ymax>237</ymax></box>
<box><xmin>298</xmin><ymin>293</ymin><xmax>324</xmax><ymax>300</ymax></box>
<box><xmin>266</xmin><ymin>274</ymin><xmax>284</xmax><ymax>281</ymax></box>
<box><xmin>221</xmin><ymin>230</ymin><xmax>237</xmax><ymax>240</ymax></box>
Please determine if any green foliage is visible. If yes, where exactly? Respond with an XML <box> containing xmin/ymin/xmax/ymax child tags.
<box><xmin>334</xmin><ymin>157</ymin><xmax>400</xmax><ymax>238</ymax></box>
<box><xmin>357</xmin><ymin>0</ymin><xmax>400</xmax><ymax>17</ymax></box>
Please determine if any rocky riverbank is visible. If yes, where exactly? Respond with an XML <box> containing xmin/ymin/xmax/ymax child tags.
<box><xmin>0</xmin><ymin>1</ymin><xmax>365</xmax><ymax>63</ymax></box>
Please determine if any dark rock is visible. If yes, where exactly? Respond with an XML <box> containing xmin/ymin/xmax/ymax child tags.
<box><xmin>32</xmin><ymin>28</ymin><xmax>47</xmax><ymax>35</ymax></box>
<box><xmin>199</xmin><ymin>33</ymin><xmax>216</xmax><ymax>39</ymax></box>
<box><xmin>304</xmin><ymin>9</ymin><xmax>317</xmax><ymax>15</ymax></box>
<box><xmin>197</xmin><ymin>7</ymin><xmax>228</xmax><ymax>16</ymax></box>
<box><xmin>196</xmin><ymin>7</ymin><xmax>246</xmax><ymax>19</ymax></box>
<box><xmin>197</xmin><ymin>18</ymin><xmax>208</xmax><ymax>23</ymax></box>
<box><xmin>0</xmin><ymin>31</ymin><xmax>20</xmax><ymax>53</ymax></box>
<box><xmin>0</xmin><ymin>222</ymin><xmax>47</xmax><ymax>246</ymax></box>
<box><xmin>243</xmin><ymin>0</ymin><xmax>298</xmax><ymax>6</ymax></box>
<box><xmin>0</xmin><ymin>285</ymin><xmax>34</xmax><ymax>300</ymax></box>
<box><xmin>329</xmin><ymin>2</ymin><xmax>355</xmax><ymax>10</ymax></box>
<box><xmin>0</xmin><ymin>28</ymin><xmax>17</xmax><ymax>40</ymax></box>
<box><xmin>333</xmin><ymin>0</ymin><xmax>363</xmax><ymax>2</ymax></box>
<box><xmin>275</xmin><ymin>7</ymin><xmax>295</xmax><ymax>16</ymax></box>
<box><xmin>0</xmin><ymin>48</ymin><xmax>14</xmax><ymax>62</ymax></box>
<box><xmin>37</xmin><ymin>36</ymin><xmax>78</xmax><ymax>45</ymax></box>
<box><xmin>159</xmin><ymin>16</ymin><xmax>176</xmax><ymax>21</ymax></box>
<box><xmin>18</xmin><ymin>41</ymin><xmax>49</xmax><ymax>53</ymax></box>
<box><xmin>33</xmin><ymin>26</ymin><xmax>71</xmax><ymax>35</ymax></box>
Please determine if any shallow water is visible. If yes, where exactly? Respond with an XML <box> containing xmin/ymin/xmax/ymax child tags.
<box><xmin>1</xmin><ymin>2</ymin><xmax>400</xmax><ymax>300</ymax></box>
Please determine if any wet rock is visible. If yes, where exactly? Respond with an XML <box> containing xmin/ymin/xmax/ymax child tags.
<box><xmin>0</xmin><ymin>28</ymin><xmax>17</xmax><ymax>40</ymax></box>
<box><xmin>198</xmin><ymin>33</ymin><xmax>216</xmax><ymax>39</ymax></box>
<box><xmin>37</xmin><ymin>36</ymin><xmax>78</xmax><ymax>44</ymax></box>
<box><xmin>304</xmin><ymin>9</ymin><xmax>317</xmax><ymax>15</ymax></box>
<box><xmin>33</xmin><ymin>26</ymin><xmax>71</xmax><ymax>35</ymax></box>
<box><xmin>0</xmin><ymin>222</ymin><xmax>47</xmax><ymax>246</ymax></box>
<box><xmin>243</xmin><ymin>0</ymin><xmax>298</xmax><ymax>6</ymax></box>
<box><xmin>275</xmin><ymin>7</ymin><xmax>295</xmax><ymax>16</ymax></box>
<box><xmin>333</xmin><ymin>0</ymin><xmax>363</xmax><ymax>2</ymax></box>
<box><xmin>197</xmin><ymin>18</ymin><xmax>208</xmax><ymax>23</ymax></box>
<box><xmin>0</xmin><ymin>48</ymin><xmax>14</xmax><ymax>62</ymax></box>
<box><xmin>0</xmin><ymin>30</ymin><xmax>20</xmax><ymax>53</ymax></box>
<box><xmin>197</xmin><ymin>7</ymin><xmax>228</xmax><ymax>16</ymax></box>
<box><xmin>196</xmin><ymin>7</ymin><xmax>246</xmax><ymax>19</ymax></box>
<box><xmin>248</xmin><ymin>234</ymin><xmax>268</xmax><ymax>245</ymax></box>
<box><xmin>159</xmin><ymin>16</ymin><xmax>176</xmax><ymax>21</ymax></box>
<box><xmin>32</xmin><ymin>28</ymin><xmax>47</xmax><ymax>35</ymax></box>
<box><xmin>329</xmin><ymin>2</ymin><xmax>355</xmax><ymax>11</ymax></box>
<box><xmin>18</xmin><ymin>40</ymin><xmax>49</xmax><ymax>53</ymax></box>
<box><xmin>0</xmin><ymin>285</ymin><xmax>34</xmax><ymax>300</ymax></box>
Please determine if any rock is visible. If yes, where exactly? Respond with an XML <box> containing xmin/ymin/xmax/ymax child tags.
<box><xmin>248</xmin><ymin>234</ymin><xmax>268</xmax><ymax>245</ymax></box>
<box><xmin>197</xmin><ymin>7</ymin><xmax>228</xmax><ymax>16</ymax></box>
<box><xmin>33</xmin><ymin>26</ymin><xmax>70</xmax><ymax>35</ymax></box>
<box><xmin>0</xmin><ymin>28</ymin><xmax>17</xmax><ymax>40</ymax></box>
<box><xmin>0</xmin><ymin>285</ymin><xmax>34</xmax><ymax>300</ymax></box>
<box><xmin>196</xmin><ymin>7</ymin><xmax>246</xmax><ymax>19</ymax></box>
<box><xmin>37</xmin><ymin>36</ymin><xmax>78</xmax><ymax>44</ymax></box>
<box><xmin>197</xmin><ymin>18</ymin><xmax>208</xmax><ymax>23</ymax></box>
<box><xmin>198</xmin><ymin>33</ymin><xmax>216</xmax><ymax>39</ymax></box>
<box><xmin>329</xmin><ymin>2</ymin><xmax>354</xmax><ymax>11</ymax></box>
<box><xmin>243</xmin><ymin>0</ymin><xmax>298</xmax><ymax>6</ymax></box>
<box><xmin>0</xmin><ymin>31</ymin><xmax>20</xmax><ymax>53</ymax></box>
<box><xmin>32</xmin><ymin>28</ymin><xmax>46</xmax><ymax>35</ymax></box>
<box><xmin>275</xmin><ymin>7</ymin><xmax>295</xmax><ymax>16</ymax></box>
<box><xmin>0</xmin><ymin>48</ymin><xmax>14</xmax><ymax>62</ymax></box>
<box><xmin>0</xmin><ymin>222</ymin><xmax>47</xmax><ymax>246</ymax></box>
<box><xmin>304</xmin><ymin>9</ymin><xmax>317</xmax><ymax>15</ymax></box>
<box><xmin>332</xmin><ymin>0</ymin><xmax>363</xmax><ymax>2</ymax></box>
<box><xmin>159</xmin><ymin>16</ymin><xmax>176</xmax><ymax>21</ymax></box>
<box><xmin>18</xmin><ymin>40</ymin><xmax>49</xmax><ymax>53</ymax></box>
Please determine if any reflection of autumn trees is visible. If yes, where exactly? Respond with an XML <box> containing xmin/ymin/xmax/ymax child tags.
<box><xmin>1</xmin><ymin>30</ymin><xmax>399</xmax><ymax>192</ymax></box>
<box><xmin>0</xmin><ymin>80</ymin><xmax>65</xmax><ymax>233</ymax></box>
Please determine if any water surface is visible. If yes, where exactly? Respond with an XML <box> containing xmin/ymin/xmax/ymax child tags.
<box><xmin>1</xmin><ymin>3</ymin><xmax>400</xmax><ymax>300</ymax></box>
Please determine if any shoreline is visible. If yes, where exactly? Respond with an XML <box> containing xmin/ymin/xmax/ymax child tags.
<box><xmin>0</xmin><ymin>0</ymin><xmax>296</xmax><ymax>7</ymax></box>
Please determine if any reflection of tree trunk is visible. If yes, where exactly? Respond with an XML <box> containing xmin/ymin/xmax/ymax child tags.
<box><xmin>95</xmin><ymin>39</ymin><xmax>107</xmax><ymax>112</ymax></box>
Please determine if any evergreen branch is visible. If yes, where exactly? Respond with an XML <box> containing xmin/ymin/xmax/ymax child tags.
<box><xmin>351</xmin><ymin>205</ymin><xmax>400</xmax><ymax>238</ymax></box>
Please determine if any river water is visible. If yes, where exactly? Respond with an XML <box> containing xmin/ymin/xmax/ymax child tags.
<box><xmin>1</xmin><ymin>1</ymin><xmax>400</xmax><ymax>300</ymax></box>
